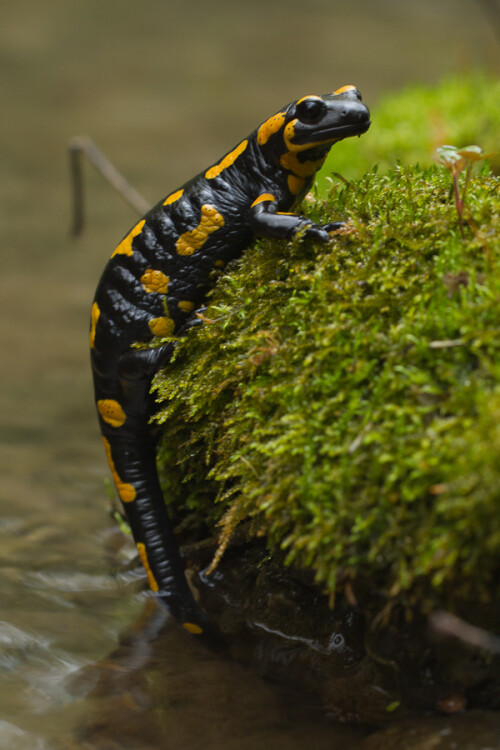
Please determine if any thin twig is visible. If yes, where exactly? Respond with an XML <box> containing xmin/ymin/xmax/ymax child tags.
<box><xmin>429</xmin><ymin>339</ymin><xmax>464</xmax><ymax>349</ymax></box>
<box><xmin>429</xmin><ymin>610</ymin><xmax>500</xmax><ymax>654</ymax></box>
<box><xmin>68</xmin><ymin>135</ymin><xmax>151</xmax><ymax>236</ymax></box>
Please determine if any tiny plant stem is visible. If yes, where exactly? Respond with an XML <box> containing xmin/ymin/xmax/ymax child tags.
<box><xmin>453</xmin><ymin>172</ymin><xmax>465</xmax><ymax>238</ymax></box>
<box><xmin>435</xmin><ymin>144</ymin><xmax>492</xmax><ymax>239</ymax></box>
<box><xmin>461</xmin><ymin>161</ymin><xmax>472</xmax><ymax>207</ymax></box>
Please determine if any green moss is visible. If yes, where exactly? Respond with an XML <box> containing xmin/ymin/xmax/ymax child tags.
<box><xmin>153</xmin><ymin>77</ymin><xmax>500</xmax><ymax>609</ymax></box>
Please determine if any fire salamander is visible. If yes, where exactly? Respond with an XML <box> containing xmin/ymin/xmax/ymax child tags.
<box><xmin>91</xmin><ymin>85</ymin><xmax>370</xmax><ymax>636</ymax></box>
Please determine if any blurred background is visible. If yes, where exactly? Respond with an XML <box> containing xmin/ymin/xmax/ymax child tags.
<box><xmin>0</xmin><ymin>0</ymin><xmax>498</xmax><ymax>747</ymax></box>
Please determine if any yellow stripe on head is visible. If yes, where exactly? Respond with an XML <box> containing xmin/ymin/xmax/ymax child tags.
<box><xmin>333</xmin><ymin>85</ymin><xmax>356</xmax><ymax>95</ymax></box>
<box><xmin>296</xmin><ymin>94</ymin><xmax>322</xmax><ymax>104</ymax></box>
<box><xmin>283</xmin><ymin>120</ymin><xmax>332</xmax><ymax>154</ymax></box>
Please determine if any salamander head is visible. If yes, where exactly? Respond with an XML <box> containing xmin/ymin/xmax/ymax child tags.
<box><xmin>284</xmin><ymin>86</ymin><xmax>370</xmax><ymax>150</ymax></box>
<box><xmin>255</xmin><ymin>86</ymin><xmax>370</xmax><ymax>189</ymax></box>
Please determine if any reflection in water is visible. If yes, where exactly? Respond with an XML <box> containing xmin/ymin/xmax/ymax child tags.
<box><xmin>61</xmin><ymin>602</ymin><xmax>365</xmax><ymax>750</ymax></box>
<box><xmin>0</xmin><ymin>0</ymin><xmax>497</xmax><ymax>746</ymax></box>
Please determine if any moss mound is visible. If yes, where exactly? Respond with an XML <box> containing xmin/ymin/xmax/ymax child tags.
<box><xmin>153</xmin><ymin>76</ymin><xmax>500</xmax><ymax>610</ymax></box>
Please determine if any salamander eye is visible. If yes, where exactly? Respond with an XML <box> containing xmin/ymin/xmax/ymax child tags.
<box><xmin>295</xmin><ymin>98</ymin><xmax>326</xmax><ymax>124</ymax></box>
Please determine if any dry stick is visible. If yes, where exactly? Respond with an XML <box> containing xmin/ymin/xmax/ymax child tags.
<box><xmin>429</xmin><ymin>610</ymin><xmax>500</xmax><ymax>654</ymax></box>
<box><xmin>68</xmin><ymin>135</ymin><xmax>151</xmax><ymax>236</ymax></box>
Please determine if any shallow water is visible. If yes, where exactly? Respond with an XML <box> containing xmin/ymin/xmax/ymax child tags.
<box><xmin>1</xmin><ymin>1</ymin><xmax>498</xmax><ymax>747</ymax></box>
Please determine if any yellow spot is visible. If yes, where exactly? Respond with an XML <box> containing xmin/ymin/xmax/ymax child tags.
<box><xmin>97</xmin><ymin>399</ymin><xmax>127</xmax><ymax>428</ymax></box>
<box><xmin>334</xmin><ymin>84</ymin><xmax>356</xmax><ymax>95</ymax></box>
<box><xmin>163</xmin><ymin>188</ymin><xmax>184</xmax><ymax>206</ymax></box>
<box><xmin>140</xmin><ymin>268</ymin><xmax>170</xmax><ymax>294</ymax></box>
<box><xmin>148</xmin><ymin>316</ymin><xmax>175</xmax><ymax>337</ymax></box>
<box><xmin>136</xmin><ymin>542</ymin><xmax>159</xmax><ymax>592</ymax></box>
<box><xmin>296</xmin><ymin>94</ymin><xmax>322</xmax><ymax>104</ymax></box>
<box><xmin>111</xmin><ymin>219</ymin><xmax>146</xmax><ymax>257</ymax></box>
<box><xmin>280</xmin><ymin>151</ymin><xmax>326</xmax><ymax>177</ymax></box>
<box><xmin>175</xmin><ymin>204</ymin><xmax>225</xmax><ymax>256</ymax></box>
<box><xmin>178</xmin><ymin>300</ymin><xmax>195</xmax><ymax>313</ymax></box>
<box><xmin>283</xmin><ymin>120</ymin><xmax>334</xmax><ymax>154</ymax></box>
<box><xmin>287</xmin><ymin>175</ymin><xmax>306</xmax><ymax>195</ymax></box>
<box><xmin>89</xmin><ymin>302</ymin><xmax>100</xmax><ymax>348</ymax></box>
<box><xmin>205</xmin><ymin>140</ymin><xmax>248</xmax><ymax>179</ymax></box>
<box><xmin>214</xmin><ymin>259</ymin><xmax>225</xmax><ymax>268</ymax></box>
<box><xmin>102</xmin><ymin>437</ymin><xmax>136</xmax><ymax>503</ymax></box>
<box><xmin>251</xmin><ymin>193</ymin><xmax>276</xmax><ymax>207</ymax></box>
<box><xmin>257</xmin><ymin>112</ymin><xmax>286</xmax><ymax>145</ymax></box>
<box><xmin>182</xmin><ymin>622</ymin><xmax>203</xmax><ymax>635</ymax></box>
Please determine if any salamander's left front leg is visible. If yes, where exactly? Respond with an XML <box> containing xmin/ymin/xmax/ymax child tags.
<box><xmin>249</xmin><ymin>193</ymin><xmax>343</xmax><ymax>243</ymax></box>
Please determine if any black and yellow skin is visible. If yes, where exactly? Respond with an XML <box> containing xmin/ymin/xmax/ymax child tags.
<box><xmin>90</xmin><ymin>85</ymin><xmax>370</xmax><ymax>636</ymax></box>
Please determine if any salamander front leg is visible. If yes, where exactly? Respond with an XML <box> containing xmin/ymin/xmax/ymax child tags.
<box><xmin>250</xmin><ymin>193</ymin><xmax>344</xmax><ymax>242</ymax></box>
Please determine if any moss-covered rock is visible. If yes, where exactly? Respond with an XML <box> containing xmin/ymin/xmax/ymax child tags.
<box><xmin>153</xmin><ymin>76</ymin><xmax>500</xmax><ymax>615</ymax></box>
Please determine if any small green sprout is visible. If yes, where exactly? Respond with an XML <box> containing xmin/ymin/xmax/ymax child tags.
<box><xmin>436</xmin><ymin>144</ymin><xmax>494</xmax><ymax>237</ymax></box>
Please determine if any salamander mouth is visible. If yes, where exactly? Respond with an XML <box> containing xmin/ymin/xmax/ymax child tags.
<box><xmin>313</xmin><ymin>119</ymin><xmax>371</xmax><ymax>142</ymax></box>
<box><xmin>292</xmin><ymin>118</ymin><xmax>371</xmax><ymax>146</ymax></box>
